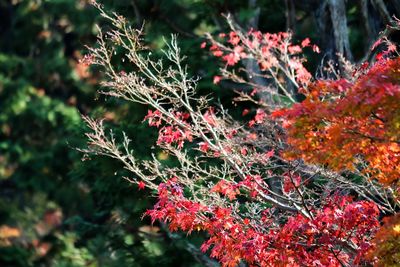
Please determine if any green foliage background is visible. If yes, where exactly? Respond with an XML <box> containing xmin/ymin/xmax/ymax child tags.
<box><xmin>0</xmin><ymin>1</ymin><xmax>200</xmax><ymax>266</ymax></box>
<box><xmin>0</xmin><ymin>0</ymin><xmax>392</xmax><ymax>266</ymax></box>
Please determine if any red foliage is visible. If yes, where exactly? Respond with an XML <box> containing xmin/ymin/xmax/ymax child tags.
<box><xmin>147</xmin><ymin>180</ymin><xmax>379</xmax><ymax>267</ymax></box>
<box><xmin>137</xmin><ymin>181</ymin><xmax>146</xmax><ymax>190</ymax></box>
<box><xmin>206</xmin><ymin>30</ymin><xmax>314</xmax><ymax>86</ymax></box>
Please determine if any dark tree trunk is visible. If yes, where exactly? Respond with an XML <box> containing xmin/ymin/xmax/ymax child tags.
<box><xmin>295</xmin><ymin>0</ymin><xmax>400</xmax><ymax>66</ymax></box>
<box><xmin>328</xmin><ymin>0</ymin><xmax>353</xmax><ymax>61</ymax></box>
<box><xmin>311</xmin><ymin>0</ymin><xmax>352</xmax><ymax>71</ymax></box>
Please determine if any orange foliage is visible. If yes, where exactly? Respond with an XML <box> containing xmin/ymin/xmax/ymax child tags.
<box><xmin>0</xmin><ymin>225</ymin><xmax>21</xmax><ymax>246</ymax></box>
<box><xmin>367</xmin><ymin>214</ymin><xmax>400</xmax><ymax>266</ymax></box>
<box><xmin>273</xmin><ymin>57</ymin><xmax>400</xmax><ymax>184</ymax></box>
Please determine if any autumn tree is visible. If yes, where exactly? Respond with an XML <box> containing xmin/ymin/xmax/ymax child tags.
<box><xmin>82</xmin><ymin>2</ymin><xmax>400</xmax><ymax>266</ymax></box>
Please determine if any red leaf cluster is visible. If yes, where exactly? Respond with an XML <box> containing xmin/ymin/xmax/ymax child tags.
<box><xmin>147</xmin><ymin>181</ymin><xmax>379</xmax><ymax>267</ymax></box>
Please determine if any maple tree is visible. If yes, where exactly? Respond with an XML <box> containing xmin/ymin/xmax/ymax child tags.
<box><xmin>82</xmin><ymin>3</ymin><xmax>400</xmax><ymax>266</ymax></box>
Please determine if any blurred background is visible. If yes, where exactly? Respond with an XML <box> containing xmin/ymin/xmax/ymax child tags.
<box><xmin>0</xmin><ymin>0</ymin><xmax>398</xmax><ymax>266</ymax></box>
